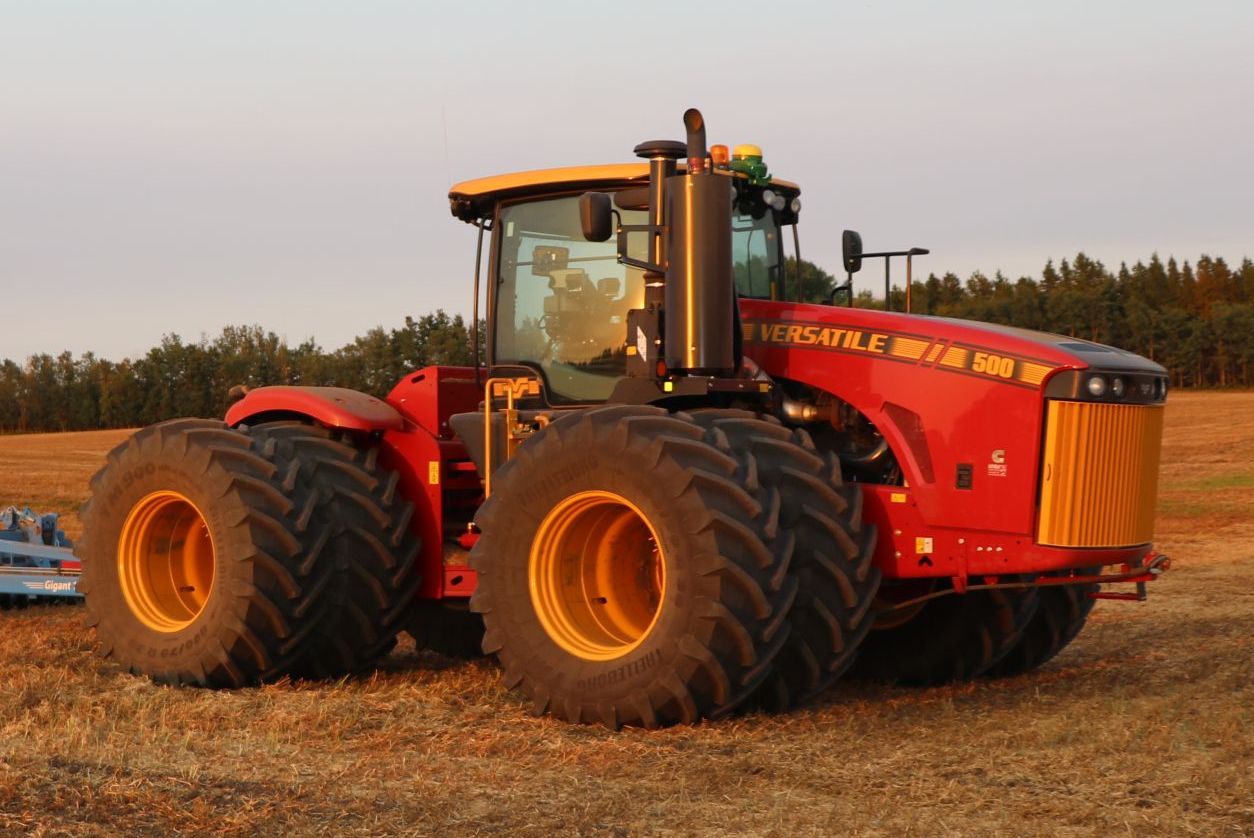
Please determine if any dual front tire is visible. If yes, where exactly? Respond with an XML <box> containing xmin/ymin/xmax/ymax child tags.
<box><xmin>469</xmin><ymin>406</ymin><xmax>881</xmax><ymax>727</ymax></box>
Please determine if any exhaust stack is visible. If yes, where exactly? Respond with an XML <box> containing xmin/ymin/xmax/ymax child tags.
<box><xmin>683</xmin><ymin>108</ymin><xmax>707</xmax><ymax>174</ymax></box>
<box><xmin>663</xmin><ymin>108</ymin><xmax>735</xmax><ymax>375</ymax></box>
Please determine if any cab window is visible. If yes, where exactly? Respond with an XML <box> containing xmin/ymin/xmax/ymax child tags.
<box><xmin>732</xmin><ymin>207</ymin><xmax>783</xmax><ymax>300</ymax></box>
<box><xmin>493</xmin><ymin>195</ymin><xmax>648</xmax><ymax>403</ymax></box>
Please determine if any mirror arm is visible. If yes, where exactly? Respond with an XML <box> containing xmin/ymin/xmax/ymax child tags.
<box><xmin>828</xmin><ymin>276</ymin><xmax>853</xmax><ymax>307</ymax></box>
<box><xmin>617</xmin><ymin>222</ymin><xmax>666</xmax><ymax>274</ymax></box>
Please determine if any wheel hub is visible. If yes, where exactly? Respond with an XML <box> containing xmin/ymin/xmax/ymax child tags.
<box><xmin>529</xmin><ymin>490</ymin><xmax>665</xmax><ymax>661</ymax></box>
<box><xmin>117</xmin><ymin>490</ymin><xmax>215</xmax><ymax>632</ymax></box>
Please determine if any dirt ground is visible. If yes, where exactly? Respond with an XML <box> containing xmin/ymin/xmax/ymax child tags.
<box><xmin>1</xmin><ymin>392</ymin><xmax>1250</xmax><ymax>837</ymax></box>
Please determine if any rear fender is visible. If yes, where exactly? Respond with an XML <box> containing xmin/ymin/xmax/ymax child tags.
<box><xmin>226</xmin><ymin>386</ymin><xmax>466</xmax><ymax>598</ymax></box>
<box><xmin>224</xmin><ymin>386</ymin><xmax>404</xmax><ymax>433</ymax></box>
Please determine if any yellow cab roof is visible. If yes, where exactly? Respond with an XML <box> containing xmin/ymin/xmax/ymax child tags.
<box><xmin>448</xmin><ymin>163</ymin><xmax>798</xmax><ymax>221</ymax></box>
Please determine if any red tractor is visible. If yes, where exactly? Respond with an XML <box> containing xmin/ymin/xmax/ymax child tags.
<box><xmin>79</xmin><ymin>109</ymin><xmax>1168</xmax><ymax>727</ymax></box>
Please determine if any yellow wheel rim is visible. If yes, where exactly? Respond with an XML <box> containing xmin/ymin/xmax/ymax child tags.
<box><xmin>529</xmin><ymin>490</ymin><xmax>666</xmax><ymax>661</ymax></box>
<box><xmin>117</xmin><ymin>490</ymin><xmax>216</xmax><ymax>632</ymax></box>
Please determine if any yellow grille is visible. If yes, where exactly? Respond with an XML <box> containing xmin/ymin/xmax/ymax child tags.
<box><xmin>1038</xmin><ymin>401</ymin><xmax>1164</xmax><ymax>548</ymax></box>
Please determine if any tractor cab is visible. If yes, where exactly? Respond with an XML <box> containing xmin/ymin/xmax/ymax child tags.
<box><xmin>449</xmin><ymin>146</ymin><xmax>802</xmax><ymax>405</ymax></box>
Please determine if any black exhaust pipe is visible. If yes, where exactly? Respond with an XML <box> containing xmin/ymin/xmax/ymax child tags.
<box><xmin>664</xmin><ymin>108</ymin><xmax>735</xmax><ymax>375</ymax></box>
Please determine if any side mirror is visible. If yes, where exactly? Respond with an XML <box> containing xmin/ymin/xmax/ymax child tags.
<box><xmin>579</xmin><ymin>192</ymin><xmax>614</xmax><ymax>242</ymax></box>
<box><xmin>842</xmin><ymin>230</ymin><xmax>863</xmax><ymax>274</ymax></box>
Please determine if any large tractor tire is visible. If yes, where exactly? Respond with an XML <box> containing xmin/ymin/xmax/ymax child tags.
<box><xmin>470</xmin><ymin>405</ymin><xmax>797</xmax><ymax>728</ymax></box>
<box><xmin>243</xmin><ymin>422</ymin><xmax>424</xmax><ymax>674</ymax></box>
<box><xmin>78</xmin><ymin>419</ymin><xmax>349</xmax><ymax>686</ymax></box>
<box><xmin>690</xmin><ymin>411</ymin><xmax>879</xmax><ymax>710</ymax></box>
<box><xmin>985</xmin><ymin>570</ymin><xmax>1101</xmax><ymax>677</ymax></box>
<box><xmin>854</xmin><ymin>582</ymin><xmax>1040</xmax><ymax>686</ymax></box>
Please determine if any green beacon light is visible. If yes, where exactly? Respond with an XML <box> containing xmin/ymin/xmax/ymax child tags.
<box><xmin>729</xmin><ymin>143</ymin><xmax>769</xmax><ymax>185</ymax></box>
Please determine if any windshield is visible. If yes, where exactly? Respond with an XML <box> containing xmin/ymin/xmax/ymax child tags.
<box><xmin>493</xmin><ymin>195</ymin><xmax>648</xmax><ymax>403</ymax></box>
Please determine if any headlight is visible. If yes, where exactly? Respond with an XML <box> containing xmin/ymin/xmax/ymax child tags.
<box><xmin>1111</xmin><ymin>377</ymin><xmax>1126</xmax><ymax>398</ymax></box>
<box><xmin>789</xmin><ymin>197</ymin><xmax>802</xmax><ymax>213</ymax></box>
<box><xmin>760</xmin><ymin>188</ymin><xmax>786</xmax><ymax>211</ymax></box>
<box><xmin>1086</xmin><ymin>375</ymin><xmax>1107</xmax><ymax>397</ymax></box>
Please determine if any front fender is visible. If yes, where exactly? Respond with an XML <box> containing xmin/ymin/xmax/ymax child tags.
<box><xmin>224</xmin><ymin>386</ymin><xmax>405</xmax><ymax>433</ymax></box>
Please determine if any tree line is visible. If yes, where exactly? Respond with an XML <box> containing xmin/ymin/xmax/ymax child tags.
<box><xmin>798</xmin><ymin>252</ymin><xmax>1254</xmax><ymax>389</ymax></box>
<box><xmin>0</xmin><ymin>312</ymin><xmax>479</xmax><ymax>433</ymax></box>
<box><xmin>2</xmin><ymin>252</ymin><xmax>1251</xmax><ymax>433</ymax></box>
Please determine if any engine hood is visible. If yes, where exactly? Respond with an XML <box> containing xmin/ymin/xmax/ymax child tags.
<box><xmin>922</xmin><ymin>315</ymin><xmax>1166</xmax><ymax>374</ymax></box>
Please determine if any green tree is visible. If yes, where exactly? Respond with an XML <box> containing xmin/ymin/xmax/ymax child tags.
<box><xmin>782</xmin><ymin>257</ymin><xmax>839</xmax><ymax>303</ymax></box>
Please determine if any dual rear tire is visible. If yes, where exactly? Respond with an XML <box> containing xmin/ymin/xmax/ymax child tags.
<box><xmin>79</xmin><ymin>419</ymin><xmax>420</xmax><ymax>687</ymax></box>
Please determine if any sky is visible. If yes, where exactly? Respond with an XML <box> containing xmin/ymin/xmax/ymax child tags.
<box><xmin>2</xmin><ymin>0</ymin><xmax>1251</xmax><ymax>361</ymax></box>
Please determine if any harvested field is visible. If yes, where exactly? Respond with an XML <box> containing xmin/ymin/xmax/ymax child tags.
<box><xmin>0</xmin><ymin>429</ymin><xmax>130</xmax><ymax>541</ymax></box>
<box><xmin>1</xmin><ymin>393</ymin><xmax>1251</xmax><ymax>837</ymax></box>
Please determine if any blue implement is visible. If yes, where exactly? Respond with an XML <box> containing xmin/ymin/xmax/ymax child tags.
<box><xmin>0</xmin><ymin>506</ymin><xmax>82</xmax><ymax>606</ymax></box>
